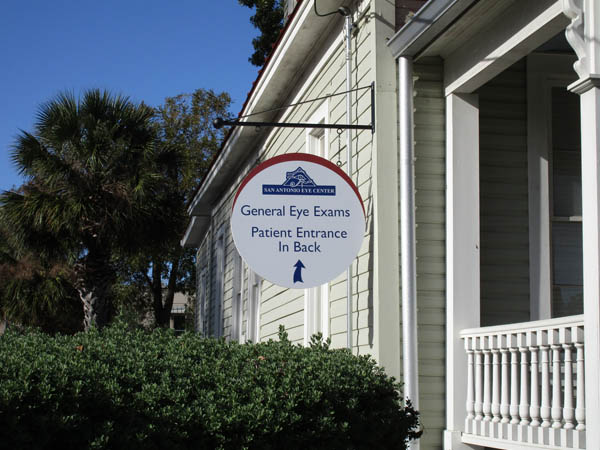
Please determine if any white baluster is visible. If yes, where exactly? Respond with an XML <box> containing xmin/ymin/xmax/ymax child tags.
<box><xmin>475</xmin><ymin>346</ymin><xmax>484</xmax><ymax>421</ymax></box>
<box><xmin>483</xmin><ymin>349</ymin><xmax>492</xmax><ymax>421</ymax></box>
<box><xmin>575</xmin><ymin>342</ymin><xmax>585</xmax><ymax>431</ymax></box>
<box><xmin>519</xmin><ymin>346</ymin><xmax>530</xmax><ymax>425</ymax></box>
<box><xmin>492</xmin><ymin>348</ymin><xmax>501</xmax><ymax>423</ymax></box>
<box><xmin>530</xmin><ymin>346</ymin><xmax>541</xmax><ymax>427</ymax></box>
<box><xmin>510</xmin><ymin>347</ymin><xmax>520</xmax><ymax>424</ymax></box>
<box><xmin>540</xmin><ymin>345</ymin><xmax>551</xmax><ymax>427</ymax></box>
<box><xmin>563</xmin><ymin>343</ymin><xmax>575</xmax><ymax>430</ymax></box>
<box><xmin>551</xmin><ymin>345</ymin><xmax>563</xmax><ymax>429</ymax></box>
<box><xmin>466</xmin><ymin>348</ymin><xmax>475</xmax><ymax>420</ymax></box>
<box><xmin>501</xmin><ymin>347</ymin><xmax>510</xmax><ymax>423</ymax></box>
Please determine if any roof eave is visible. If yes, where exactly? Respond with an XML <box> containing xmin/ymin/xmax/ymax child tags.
<box><xmin>181</xmin><ymin>215</ymin><xmax>211</xmax><ymax>248</ymax></box>
<box><xmin>186</xmin><ymin>0</ymin><xmax>346</xmax><ymax>218</ymax></box>
<box><xmin>387</xmin><ymin>0</ymin><xmax>477</xmax><ymax>58</ymax></box>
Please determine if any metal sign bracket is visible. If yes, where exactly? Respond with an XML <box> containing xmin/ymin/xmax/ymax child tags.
<box><xmin>213</xmin><ymin>82</ymin><xmax>375</xmax><ymax>134</ymax></box>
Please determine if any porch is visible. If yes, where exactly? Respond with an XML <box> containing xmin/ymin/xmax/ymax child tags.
<box><xmin>387</xmin><ymin>0</ymin><xmax>600</xmax><ymax>448</ymax></box>
<box><xmin>445</xmin><ymin>46</ymin><xmax>591</xmax><ymax>450</ymax></box>
<box><xmin>460</xmin><ymin>316</ymin><xmax>585</xmax><ymax>450</ymax></box>
<box><xmin>444</xmin><ymin>48</ymin><xmax>591</xmax><ymax>450</ymax></box>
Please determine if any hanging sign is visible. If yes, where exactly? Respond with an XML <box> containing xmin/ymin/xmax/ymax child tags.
<box><xmin>231</xmin><ymin>153</ymin><xmax>365</xmax><ymax>289</ymax></box>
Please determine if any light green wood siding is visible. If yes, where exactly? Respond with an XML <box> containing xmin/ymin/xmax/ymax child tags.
<box><xmin>412</xmin><ymin>57</ymin><xmax>446</xmax><ymax>450</ymax></box>
<box><xmin>253</xmin><ymin>10</ymin><xmax>375</xmax><ymax>349</ymax></box>
<box><xmin>478</xmin><ymin>59</ymin><xmax>530</xmax><ymax>326</ymax></box>
<box><xmin>196</xmin><ymin>9</ymin><xmax>376</xmax><ymax>348</ymax></box>
<box><xmin>209</xmin><ymin>164</ymin><xmax>256</xmax><ymax>341</ymax></box>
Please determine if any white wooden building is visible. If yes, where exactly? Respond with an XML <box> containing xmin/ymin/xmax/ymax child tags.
<box><xmin>182</xmin><ymin>1</ymin><xmax>600</xmax><ymax>449</ymax></box>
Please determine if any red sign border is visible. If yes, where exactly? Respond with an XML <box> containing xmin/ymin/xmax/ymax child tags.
<box><xmin>232</xmin><ymin>153</ymin><xmax>365</xmax><ymax>217</ymax></box>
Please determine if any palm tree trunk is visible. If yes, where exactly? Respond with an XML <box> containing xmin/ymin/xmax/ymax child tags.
<box><xmin>75</xmin><ymin>250</ymin><xmax>114</xmax><ymax>330</ymax></box>
<box><xmin>79</xmin><ymin>288</ymin><xmax>111</xmax><ymax>331</ymax></box>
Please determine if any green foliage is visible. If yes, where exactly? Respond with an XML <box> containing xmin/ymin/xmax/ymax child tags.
<box><xmin>115</xmin><ymin>89</ymin><xmax>230</xmax><ymax>328</ymax></box>
<box><xmin>0</xmin><ymin>88</ymin><xmax>229</xmax><ymax>330</ymax></box>
<box><xmin>0</xmin><ymin>323</ymin><xmax>421</xmax><ymax>449</ymax></box>
<box><xmin>0</xmin><ymin>89</ymin><xmax>158</xmax><ymax>329</ymax></box>
<box><xmin>0</xmin><ymin>213</ymin><xmax>83</xmax><ymax>334</ymax></box>
<box><xmin>239</xmin><ymin>0</ymin><xmax>285</xmax><ymax>66</ymax></box>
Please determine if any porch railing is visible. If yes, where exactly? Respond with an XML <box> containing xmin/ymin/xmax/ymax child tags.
<box><xmin>460</xmin><ymin>315</ymin><xmax>585</xmax><ymax>449</ymax></box>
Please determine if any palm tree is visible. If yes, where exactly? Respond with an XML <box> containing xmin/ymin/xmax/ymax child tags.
<box><xmin>0</xmin><ymin>222</ymin><xmax>83</xmax><ymax>334</ymax></box>
<box><xmin>0</xmin><ymin>90</ymin><xmax>157</xmax><ymax>330</ymax></box>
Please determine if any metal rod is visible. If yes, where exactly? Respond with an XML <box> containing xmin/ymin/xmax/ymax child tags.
<box><xmin>371</xmin><ymin>82</ymin><xmax>376</xmax><ymax>134</ymax></box>
<box><xmin>237</xmin><ymin>85</ymin><xmax>372</xmax><ymax>120</ymax></box>
<box><xmin>214</xmin><ymin>119</ymin><xmax>372</xmax><ymax>130</ymax></box>
<box><xmin>399</xmin><ymin>55</ymin><xmax>420</xmax><ymax>450</ymax></box>
<box><xmin>344</xmin><ymin>10</ymin><xmax>353</xmax><ymax>352</ymax></box>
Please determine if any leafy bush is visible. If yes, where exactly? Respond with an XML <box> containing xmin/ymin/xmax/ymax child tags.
<box><xmin>0</xmin><ymin>323</ymin><xmax>421</xmax><ymax>449</ymax></box>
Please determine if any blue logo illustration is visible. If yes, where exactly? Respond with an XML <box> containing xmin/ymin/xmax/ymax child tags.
<box><xmin>263</xmin><ymin>167</ymin><xmax>336</xmax><ymax>196</ymax></box>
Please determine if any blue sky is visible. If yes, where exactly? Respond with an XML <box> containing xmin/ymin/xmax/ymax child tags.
<box><xmin>0</xmin><ymin>1</ymin><xmax>260</xmax><ymax>192</ymax></box>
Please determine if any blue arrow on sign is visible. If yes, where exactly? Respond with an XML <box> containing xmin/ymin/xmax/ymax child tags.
<box><xmin>293</xmin><ymin>260</ymin><xmax>305</xmax><ymax>283</ymax></box>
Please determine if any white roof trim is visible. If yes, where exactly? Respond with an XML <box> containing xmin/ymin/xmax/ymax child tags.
<box><xmin>387</xmin><ymin>0</ymin><xmax>477</xmax><ymax>58</ymax></box>
<box><xmin>242</xmin><ymin>0</ymin><xmax>314</xmax><ymax>119</ymax></box>
<box><xmin>181</xmin><ymin>215</ymin><xmax>211</xmax><ymax>247</ymax></box>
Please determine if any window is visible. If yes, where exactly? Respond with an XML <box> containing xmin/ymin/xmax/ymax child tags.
<box><xmin>304</xmin><ymin>102</ymin><xmax>330</xmax><ymax>344</ymax></box>
<box><xmin>246</xmin><ymin>270</ymin><xmax>262</xmax><ymax>342</ymax></box>
<box><xmin>196</xmin><ymin>267</ymin><xmax>208</xmax><ymax>335</ymax></box>
<box><xmin>550</xmin><ymin>87</ymin><xmax>582</xmax><ymax>317</ymax></box>
<box><xmin>527</xmin><ymin>54</ymin><xmax>581</xmax><ymax>319</ymax></box>
<box><xmin>172</xmin><ymin>314</ymin><xmax>186</xmax><ymax>335</ymax></box>
<box><xmin>231</xmin><ymin>250</ymin><xmax>243</xmax><ymax>341</ymax></box>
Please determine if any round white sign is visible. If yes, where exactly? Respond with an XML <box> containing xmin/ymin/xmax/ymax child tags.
<box><xmin>231</xmin><ymin>153</ymin><xmax>366</xmax><ymax>289</ymax></box>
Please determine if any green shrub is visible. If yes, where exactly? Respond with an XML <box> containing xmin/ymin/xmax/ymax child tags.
<box><xmin>0</xmin><ymin>323</ymin><xmax>421</xmax><ymax>450</ymax></box>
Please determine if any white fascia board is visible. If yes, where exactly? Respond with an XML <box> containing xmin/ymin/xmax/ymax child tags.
<box><xmin>186</xmin><ymin>124</ymin><xmax>244</xmax><ymax>216</ymax></box>
<box><xmin>181</xmin><ymin>215</ymin><xmax>211</xmax><ymax>248</ymax></box>
<box><xmin>443</xmin><ymin>0</ymin><xmax>566</xmax><ymax>95</ymax></box>
<box><xmin>386</xmin><ymin>0</ymin><xmax>476</xmax><ymax>59</ymax></box>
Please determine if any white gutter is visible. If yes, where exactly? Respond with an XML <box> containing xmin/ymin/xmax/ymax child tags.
<box><xmin>343</xmin><ymin>7</ymin><xmax>353</xmax><ymax>351</ymax></box>
<box><xmin>399</xmin><ymin>55</ymin><xmax>419</xmax><ymax>450</ymax></box>
<box><xmin>388</xmin><ymin>3</ymin><xmax>478</xmax><ymax>448</ymax></box>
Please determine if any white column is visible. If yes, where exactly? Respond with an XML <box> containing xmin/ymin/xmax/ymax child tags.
<box><xmin>530</xmin><ymin>347</ymin><xmax>541</xmax><ymax>427</ymax></box>
<box><xmin>483</xmin><ymin>349</ymin><xmax>492</xmax><ymax>422</ymax></box>
<box><xmin>540</xmin><ymin>345</ymin><xmax>551</xmax><ymax>428</ymax></box>
<box><xmin>475</xmin><ymin>348</ymin><xmax>483</xmax><ymax>422</ymax></box>
<box><xmin>445</xmin><ymin>93</ymin><xmax>481</xmax><ymax>450</ymax></box>
<box><xmin>578</xmin><ymin>83</ymin><xmax>600</xmax><ymax>446</ymax></box>
<box><xmin>519</xmin><ymin>347</ymin><xmax>530</xmax><ymax>425</ymax></box>
<box><xmin>563</xmin><ymin>343</ymin><xmax>575</xmax><ymax>430</ymax></box>
<box><xmin>492</xmin><ymin>348</ymin><xmax>501</xmax><ymax>423</ymax></box>
<box><xmin>575</xmin><ymin>342</ymin><xmax>586</xmax><ymax>430</ymax></box>
<box><xmin>466</xmin><ymin>347</ymin><xmax>475</xmax><ymax>421</ymax></box>
<box><xmin>564</xmin><ymin>0</ymin><xmax>600</xmax><ymax>445</ymax></box>
<box><xmin>510</xmin><ymin>348</ymin><xmax>520</xmax><ymax>424</ymax></box>
<box><xmin>501</xmin><ymin>347</ymin><xmax>511</xmax><ymax>423</ymax></box>
<box><xmin>551</xmin><ymin>345</ymin><xmax>563</xmax><ymax>428</ymax></box>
